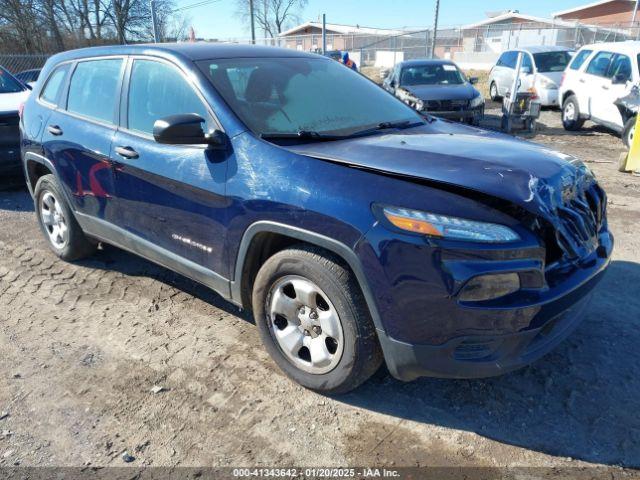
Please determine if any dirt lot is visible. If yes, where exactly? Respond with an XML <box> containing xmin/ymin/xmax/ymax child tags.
<box><xmin>1</xmin><ymin>107</ymin><xmax>640</xmax><ymax>475</ymax></box>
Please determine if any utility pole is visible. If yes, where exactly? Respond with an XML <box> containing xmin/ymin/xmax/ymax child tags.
<box><xmin>429</xmin><ymin>0</ymin><xmax>440</xmax><ymax>59</ymax></box>
<box><xmin>322</xmin><ymin>14</ymin><xmax>327</xmax><ymax>54</ymax></box>
<box><xmin>249</xmin><ymin>0</ymin><xmax>256</xmax><ymax>44</ymax></box>
<box><xmin>633</xmin><ymin>0</ymin><xmax>640</xmax><ymax>26</ymax></box>
<box><xmin>150</xmin><ymin>0</ymin><xmax>160</xmax><ymax>43</ymax></box>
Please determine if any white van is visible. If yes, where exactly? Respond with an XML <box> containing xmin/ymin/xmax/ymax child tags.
<box><xmin>489</xmin><ymin>46</ymin><xmax>574</xmax><ymax>107</ymax></box>
<box><xmin>559</xmin><ymin>41</ymin><xmax>639</xmax><ymax>146</ymax></box>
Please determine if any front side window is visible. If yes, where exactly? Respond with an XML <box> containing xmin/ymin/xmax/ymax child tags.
<box><xmin>503</xmin><ymin>51</ymin><xmax>518</xmax><ymax>69</ymax></box>
<box><xmin>67</xmin><ymin>59</ymin><xmax>123</xmax><ymax>123</ymax></box>
<box><xmin>127</xmin><ymin>59</ymin><xmax>210</xmax><ymax>135</ymax></box>
<box><xmin>0</xmin><ymin>67</ymin><xmax>26</xmax><ymax>94</ymax></box>
<box><xmin>533</xmin><ymin>51</ymin><xmax>572</xmax><ymax>73</ymax></box>
<box><xmin>586</xmin><ymin>51</ymin><xmax>615</xmax><ymax>78</ymax></box>
<box><xmin>200</xmin><ymin>57</ymin><xmax>422</xmax><ymax>137</ymax></box>
<box><xmin>570</xmin><ymin>49</ymin><xmax>592</xmax><ymax>70</ymax></box>
<box><xmin>40</xmin><ymin>64</ymin><xmax>70</xmax><ymax>105</ymax></box>
<box><xmin>400</xmin><ymin>64</ymin><xmax>465</xmax><ymax>86</ymax></box>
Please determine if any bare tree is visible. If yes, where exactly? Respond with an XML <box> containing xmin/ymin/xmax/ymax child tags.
<box><xmin>236</xmin><ymin>0</ymin><xmax>307</xmax><ymax>38</ymax></box>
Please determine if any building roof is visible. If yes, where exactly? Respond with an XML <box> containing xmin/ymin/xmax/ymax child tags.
<box><xmin>279</xmin><ymin>21</ymin><xmax>406</xmax><ymax>37</ymax></box>
<box><xmin>552</xmin><ymin>0</ymin><xmax>635</xmax><ymax>18</ymax></box>
<box><xmin>462</xmin><ymin>11</ymin><xmax>575</xmax><ymax>29</ymax></box>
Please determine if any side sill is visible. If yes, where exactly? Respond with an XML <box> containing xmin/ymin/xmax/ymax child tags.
<box><xmin>75</xmin><ymin>212</ymin><xmax>232</xmax><ymax>301</ymax></box>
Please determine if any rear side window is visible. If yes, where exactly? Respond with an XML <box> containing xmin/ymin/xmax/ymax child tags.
<box><xmin>570</xmin><ymin>49</ymin><xmax>592</xmax><ymax>70</ymax></box>
<box><xmin>127</xmin><ymin>59</ymin><xmax>210</xmax><ymax>135</ymax></box>
<box><xmin>586</xmin><ymin>51</ymin><xmax>615</xmax><ymax>77</ymax></box>
<box><xmin>67</xmin><ymin>59</ymin><xmax>123</xmax><ymax>123</ymax></box>
<box><xmin>609</xmin><ymin>54</ymin><xmax>632</xmax><ymax>81</ymax></box>
<box><xmin>40</xmin><ymin>64</ymin><xmax>69</xmax><ymax>105</ymax></box>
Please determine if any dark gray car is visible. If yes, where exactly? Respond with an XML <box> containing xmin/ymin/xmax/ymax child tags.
<box><xmin>383</xmin><ymin>59</ymin><xmax>484</xmax><ymax>125</ymax></box>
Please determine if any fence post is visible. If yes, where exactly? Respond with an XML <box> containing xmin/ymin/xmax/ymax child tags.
<box><xmin>322</xmin><ymin>14</ymin><xmax>327</xmax><ymax>54</ymax></box>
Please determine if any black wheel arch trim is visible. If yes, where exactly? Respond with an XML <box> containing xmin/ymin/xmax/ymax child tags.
<box><xmin>23</xmin><ymin>152</ymin><xmax>65</xmax><ymax>199</ymax></box>
<box><xmin>231</xmin><ymin>221</ymin><xmax>404</xmax><ymax>377</ymax></box>
<box><xmin>231</xmin><ymin>221</ymin><xmax>387</xmax><ymax>334</ymax></box>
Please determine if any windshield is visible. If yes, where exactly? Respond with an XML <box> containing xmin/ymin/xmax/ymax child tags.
<box><xmin>400</xmin><ymin>64</ymin><xmax>465</xmax><ymax>86</ymax></box>
<box><xmin>533</xmin><ymin>51</ymin><xmax>572</xmax><ymax>73</ymax></box>
<box><xmin>199</xmin><ymin>57</ymin><xmax>422</xmax><ymax>137</ymax></box>
<box><xmin>0</xmin><ymin>67</ymin><xmax>26</xmax><ymax>94</ymax></box>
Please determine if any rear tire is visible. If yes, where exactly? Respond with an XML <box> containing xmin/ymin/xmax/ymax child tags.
<box><xmin>34</xmin><ymin>174</ymin><xmax>96</xmax><ymax>261</ymax></box>
<box><xmin>252</xmin><ymin>245</ymin><xmax>383</xmax><ymax>394</ymax></box>
<box><xmin>562</xmin><ymin>95</ymin><xmax>585</xmax><ymax>131</ymax></box>
<box><xmin>623</xmin><ymin>116</ymin><xmax>636</xmax><ymax>149</ymax></box>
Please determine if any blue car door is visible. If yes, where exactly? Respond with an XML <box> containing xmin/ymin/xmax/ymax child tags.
<box><xmin>41</xmin><ymin>58</ymin><xmax>125</xmax><ymax>223</ymax></box>
<box><xmin>109</xmin><ymin>57</ymin><xmax>230</xmax><ymax>287</ymax></box>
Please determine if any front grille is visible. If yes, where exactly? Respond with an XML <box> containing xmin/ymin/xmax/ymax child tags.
<box><xmin>425</xmin><ymin>99</ymin><xmax>469</xmax><ymax>112</ymax></box>
<box><xmin>554</xmin><ymin>183</ymin><xmax>606</xmax><ymax>261</ymax></box>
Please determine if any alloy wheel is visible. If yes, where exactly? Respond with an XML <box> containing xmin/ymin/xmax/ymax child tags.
<box><xmin>267</xmin><ymin>275</ymin><xmax>344</xmax><ymax>374</ymax></box>
<box><xmin>564</xmin><ymin>102</ymin><xmax>576</xmax><ymax>122</ymax></box>
<box><xmin>40</xmin><ymin>191</ymin><xmax>68</xmax><ymax>249</ymax></box>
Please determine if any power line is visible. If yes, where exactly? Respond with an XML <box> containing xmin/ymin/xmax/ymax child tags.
<box><xmin>172</xmin><ymin>0</ymin><xmax>221</xmax><ymax>13</ymax></box>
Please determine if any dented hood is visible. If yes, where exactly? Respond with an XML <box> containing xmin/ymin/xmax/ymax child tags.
<box><xmin>284</xmin><ymin>123</ymin><xmax>595</xmax><ymax>222</ymax></box>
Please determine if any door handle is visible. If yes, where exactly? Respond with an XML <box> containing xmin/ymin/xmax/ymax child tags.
<box><xmin>579</xmin><ymin>79</ymin><xmax>586</xmax><ymax>83</ymax></box>
<box><xmin>47</xmin><ymin>125</ymin><xmax>63</xmax><ymax>136</ymax></box>
<box><xmin>602</xmin><ymin>85</ymin><xmax>609</xmax><ymax>90</ymax></box>
<box><xmin>115</xmin><ymin>146</ymin><xmax>139</xmax><ymax>159</ymax></box>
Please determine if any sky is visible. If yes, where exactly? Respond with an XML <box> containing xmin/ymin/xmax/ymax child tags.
<box><xmin>181</xmin><ymin>0</ymin><xmax>601</xmax><ymax>40</ymax></box>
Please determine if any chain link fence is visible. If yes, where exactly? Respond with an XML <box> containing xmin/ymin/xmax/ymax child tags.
<box><xmin>2</xmin><ymin>21</ymin><xmax>640</xmax><ymax>75</ymax></box>
<box><xmin>0</xmin><ymin>54</ymin><xmax>51</xmax><ymax>74</ymax></box>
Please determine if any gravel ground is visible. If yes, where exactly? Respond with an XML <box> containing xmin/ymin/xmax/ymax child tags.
<box><xmin>0</xmin><ymin>108</ymin><xmax>639</xmax><ymax>474</ymax></box>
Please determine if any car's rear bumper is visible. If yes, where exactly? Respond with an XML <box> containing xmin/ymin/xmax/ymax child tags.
<box><xmin>0</xmin><ymin>144</ymin><xmax>23</xmax><ymax>178</ymax></box>
<box><xmin>537</xmin><ymin>88</ymin><xmax>559</xmax><ymax>107</ymax></box>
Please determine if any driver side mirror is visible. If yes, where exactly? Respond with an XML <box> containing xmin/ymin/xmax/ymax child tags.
<box><xmin>521</xmin><ymin>66</ymin><xmax>533</xmax><ymax>75</ymax></box>
<box><xmin>469</xmin><ymin>77</ymin><xmax>479</xmax><ymax>85</ymax></box>
<box><xmin>612</xmin><ymin>73</ymin><xmax>629</xmax><ymax>85</ymax></box>
<box><xmin>153</xmin><ymin>113</ymin><xmax>227</xmax><ymax>148</ymax></box>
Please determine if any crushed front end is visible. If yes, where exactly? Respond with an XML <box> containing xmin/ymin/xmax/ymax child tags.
<box><xmin>359</xmin><ymin>160</ymin><xmax>612</xmax><ymax>381</ymax></box>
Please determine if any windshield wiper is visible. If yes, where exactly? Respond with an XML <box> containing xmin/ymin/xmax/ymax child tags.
<box><xmin>260</xmin><ymin>130</ymin><xmax>348</xmax><ymax>141</ymax></box>
<box><xmin>348</xmin><ymin>120</ymin><xmax>425</xmax><ymax>137</ymax></box>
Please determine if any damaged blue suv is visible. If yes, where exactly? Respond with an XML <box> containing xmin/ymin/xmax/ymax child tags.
<box><xmin>20</xmin><ymin>44</ymin><xmax>613</xmax><ymax>393</ymax></box>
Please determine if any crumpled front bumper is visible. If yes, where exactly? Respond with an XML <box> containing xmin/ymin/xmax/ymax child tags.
<box><xmin>428</xmin><ymin>106</ymin><xmax>484</xmax><ymax>123</ymax></box>
<box><xmin>365</xmin><ymin>221</ymin><xmax>613</xmax><ymax>381</ymax></box>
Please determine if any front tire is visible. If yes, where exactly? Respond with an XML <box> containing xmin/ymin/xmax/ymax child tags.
<box><xmin>489</xmin><ymin>82</ymin><xmax>501</xmax><ymax>102</ymax></box>
<box><xmin>562</xmin><ymin>95</ymin><xmax>585</xmax><ymax>131</ymax></box>
<box><xmin>623</xmin><ymin>116</ymin><xmax>636</xmax><ymax>149</ymax></box>
<box><xmin>34</xmin><ymin>174</ymin><xmax>96</xmax><ymax>261</ymax></box>
<box><xmin>252</xmin><ymin>245</ymin><xmax>383</xmax><ymax>394</ymax></box>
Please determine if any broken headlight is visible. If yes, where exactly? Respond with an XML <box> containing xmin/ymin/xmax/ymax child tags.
<box><xmin>382</xmin><ymin>206</ymin><xmax>520</xmax><ymax>243</ymax></box>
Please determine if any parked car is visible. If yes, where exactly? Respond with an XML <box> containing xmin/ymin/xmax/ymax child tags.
<box><xmin>1</xmin><ymin>65</ymin><xmax>30</xmax><ymax>180</ymax></box>
<box><xmin>21</xmin><ymin>44</ymin><xmax>612</xmax><ymax>393</ymax></box>
<box><xmin>15</xmin><ymin>68</ymin><xmax>41</xmax><ymax>87</ymax></box>
<box><xmin>614</xmin><ymin>85</ymin><xmax>640</xmax><ymax>148</ymax></box>
<box><xmin>489</xmin><ymin>46</ymin><xmax>574</xmax><ymax>107</ymax></box>
<box><xmin>383</xmin><ymin>59</ymin><xmax>484</xmax><ymax>125</ymax></box>
<box><xmin>560</xmin><ymin>41</ymin><xmax>640</xmax><ymax>147</ymax></box>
